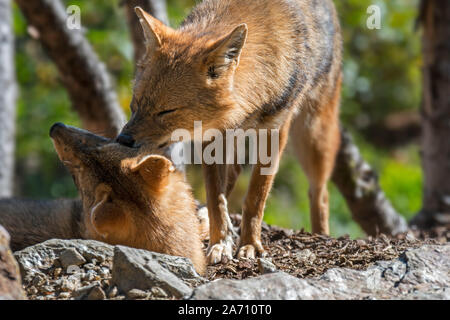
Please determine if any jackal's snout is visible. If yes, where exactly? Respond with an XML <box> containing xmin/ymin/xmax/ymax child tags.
<box><xmin>116</xmin><ymin>133</ymin><xmax>135</xmax><ymax>148</ymax></box>
<box><xmin>49</xmin><ymin>122</ymin><xmax>67</xmax><ymax>138</ymax></box>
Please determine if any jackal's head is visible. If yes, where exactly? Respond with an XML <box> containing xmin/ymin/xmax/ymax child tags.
<box><xmin>49</xmin><ymin>122</ymin><xmax>177</xmax><ymax>245</ymax></box>
<box><xmin>116</xmin><ymin>7</ymin><xmax>248</xmax><ymax>151</ymax></box>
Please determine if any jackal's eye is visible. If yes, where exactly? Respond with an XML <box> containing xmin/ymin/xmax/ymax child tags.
<box><xmin>157</xmin><ymin>109</ymin><xmax>177</xmax><ymax>117</ymax></box>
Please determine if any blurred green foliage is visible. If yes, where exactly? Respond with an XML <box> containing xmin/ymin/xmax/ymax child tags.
<box><xmin>13</xmin><ymin>0</ymin><xmax>422</xmax><ymax>238</ymax></box>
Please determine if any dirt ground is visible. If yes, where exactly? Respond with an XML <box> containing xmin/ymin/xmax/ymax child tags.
<box><xmin>206</xmin><ymin>214</ymin><xmax>449</xmax><ymax>281</ymax></box>
<box><xmin>19</xmin><ymin>213</ymin><xmax>448</xmax><ymax>300</ymax></box>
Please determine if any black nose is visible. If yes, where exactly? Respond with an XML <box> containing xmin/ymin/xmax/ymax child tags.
<box><xmin>116</xmin><ymin>133</ymin><xmax>135</xmax><ymax>147</ymax></box>
<box><xmin>49</xmin><ymin>122</ymin><xmax>66</xmax><ymax>137</ymax></box>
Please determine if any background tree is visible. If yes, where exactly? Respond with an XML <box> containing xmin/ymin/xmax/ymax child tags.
<box><xmin>0</xmin><ymin>0</ymin><xmax>16</xmax><ymax>197</ymax></box>
<box><xmin>332</xmin><ymin>129</ymin><xmax>408</xmax><ymax>235</ymax></box>
<box><xmin>123</xmin><ymin>0</ymin><xmax>169</xmax><ymax>64</ymax></box>
<box><xmin>412</xmin><ymin>0</ymin><xmax>450</xmax><ymax>228</ymax></box>
<box><xmin>15</xmin><ymin>0</ymin><xmax>126</xmax><ymax>138</ymax></box>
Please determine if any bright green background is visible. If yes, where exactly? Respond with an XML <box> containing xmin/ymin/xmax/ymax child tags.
<box><xmin>13</xmin><ymin>0</ymin><xmax>422</xmax><ymax>238</ymax></box>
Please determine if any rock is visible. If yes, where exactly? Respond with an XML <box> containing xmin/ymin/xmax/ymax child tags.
<box><xmin>191</xmin><ymin>245</ymin><xmax>450</xmax><ymax>300</ymax></box>
<box><xmin>191</xmin><ymin>272</ymin><xmax>322</xmax><ymax>300</ymax></box>
<box><xmin>107</xmin><ymin>286</ymin><xmax>118</xmax><ymax>299</ymax></box>
<box><xmin>257</xmin><ymin>258</ymin><xmax>277</xmax><ymax>274</ymax></box>
<box><xmin>60</xmin><ymin>278</ymin><xmax>77</xmax><ymax>292</ymax></box>
<box><xmin>72</xmin><ymin>282</ymin><xmax>101</xmax><ymax>299</ymax></box>
<box><xmin>111</xmin><ymin>246</ymin><xmax>202</xmax><ymax>299</ymax></box>
<box><xmin>83</xmin><ymin>263</ymin><xmax>95</xmax><ymax>270</ymax></box>
<box><xmin>127</xmin><ymin>289</ymin><xmax>149</xmax><ymax>299</ymax></box>
<box><xmin>295</xmin><ymin>249</ymin><xmax>316</xmax><ymax>263</ymax></box>
<box><xmin>0</xmin><ymin>225</ymin><xmax>26</xmax><ymax>299</ymax></box>
<box><xmin>151</xmin><ymin>287</ymin><xmax>168</xmax><ymax>298</ymax></box>
<box><xmin>58</xmin><ymin>292</ymin><xmax>71</xmax><ymax>299</ymax></box>
<box><xmin>59</xmin><ymin>248</ymin><xmax>86</xmax><ymax>269</ymax></box>
<box><xmin>86</xmin><ymin>286</ymin><xmax>106</xmax><ymax>300</ymax></box>
<box><xmin>14</xmin><ymin>239</ymin><xmax>114</xmax><ymax>285</ymax></box>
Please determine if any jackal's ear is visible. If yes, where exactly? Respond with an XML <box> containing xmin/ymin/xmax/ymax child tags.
<box><xmin>129</xmin><ymin>155</ymin><xmax>175</xmax><ymax>191</ymax></box>
<box><xmin>135</xmin><ymin>7</ymin><xmax>168</xmax><ymax>51</ymax></box>
<box><xmin>205</xmin><ymin>24</ymin><xmax>248</xmax><ymax>79</ymax></box>
<box><xmin>90</xmin><ymin>184</ymin><xmax>128</xmax><ymax>239</ymax></box>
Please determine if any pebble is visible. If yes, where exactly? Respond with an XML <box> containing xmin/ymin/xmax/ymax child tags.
<box><xmin>356</xmin><ymin>239</ymin><xmax>367</xmax><ymax>246</ymax></box>
<box><xmin>28</xmin><ymin>286</ymin><xmax>38</xmax><ymax>295</ymax></box>
<box><xmin>40</xmin><ymin>285</ymin><xmax>54</xmax><ymax>293</ymax></box>
<box><xmin>53</xmin><ymin>268</ymin><xmax>62</xmax><ymax>277</ymax></box>
<box><xmin>151</xmin><ymin>287</ymin><xmax>168</xmax><ymax>298</ymax></box>
<box><xmin>127</xmin><ymin>289</ymin><xmax>149</xmax><ymax>299</ymax></box>
<box><xmin>59</xmin><ymin>248</ymin><xmax>86</xmax><ymax>269</ymax></box>
<box><xmin>72</xmin><ymin>282</ymin><xmax>101</xmax><ymax>298</ymax></box>
<box><xmin>107</xmin><ymin>286</ymin><xmax>118</xmax><ymax>298</ymax></box>
<box><xmin>87</xmin><ymin>286</ymin><xmax>106</xmax><ymax>300</ymax></box>
<box><xmin>296</xmin><ymin>249</ymin><xmax>316</xmax><ymax>263</ymax></box>
<box><xmin>84</xmin><ymin>263</ymin><xmax>95</xmax><ymax>270</ymax></box>
<box><xmin>82</xmin><ymin>270</ymin><xmax>96</xmax><ymax>282</ymax></box>
<box><xmin>257</xmin><ymin>258</ymin><xmax>277</xmax><ymax>274</ymax></box>
<box><xmin>84</xmin><ymin>252</ymin><xmax>105</xmax><ymax>264</ymax></box>
<box><xmin>60</xmin><ymin>279</ymin><xmax>77</xmax><ymax>292</ymax></box>
<box><xmin>99</xmin><ymin>267</ymin><xmax>110</xmax><ymax>277</ymax></box>
<box><xmin>58</xmin><ymin>292</ymin><xmax>71</xmax><ymax>299</ymax></box>
<box><xmin>405</xmin><ymin>232</ymin><xmax>417</xmax><ymax>242</ymax></box>
<box><xmin>32</xmin><ymin>274</ymin><xmax>45</xmax><ymax>286</ymax></box>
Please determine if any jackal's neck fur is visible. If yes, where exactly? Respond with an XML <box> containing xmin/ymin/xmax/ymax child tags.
<box><xmin>178</xmin><ymin>0</ymin><xmax>342</xmax><ymax>129</ymax></box>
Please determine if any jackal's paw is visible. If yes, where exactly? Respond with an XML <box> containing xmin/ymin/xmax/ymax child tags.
<box><xmin>207</xmin><ymin>237</ymin><xmax>234</xmax><ymax>265</ymax></box>
<box><xmin>237</xmin><ymin>243</ymin><xmax>267</xmax><ymax>260</ymax></box>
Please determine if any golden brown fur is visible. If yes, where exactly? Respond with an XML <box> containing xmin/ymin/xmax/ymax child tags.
<box><xmin>117</xmin><ymin>0</ymin><xmax>342</xmax><ymax>264</ymax></box>
<box><xmin>50</xmin><ymin>123</ymin><xmax>206</xmax><ymax>275</ymax></box>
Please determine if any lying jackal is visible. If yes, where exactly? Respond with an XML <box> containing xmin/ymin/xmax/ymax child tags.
<box><xmin>0</xmin><ymin>123</ymin><xmax>206</xmax><ymax>274</ymax></box>
<box><xmin>116</xmin><ymin>0</ymin><xmax>342</xmax><ymax>264</ymax></box>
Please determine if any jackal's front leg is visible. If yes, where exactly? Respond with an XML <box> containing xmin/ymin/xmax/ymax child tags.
<box><xmin>238</xmin><ymin>120</ymin><xmax>291</xmax><ymax>259</ymax></box>
<box><xmin>202</xmin><ymin>162</ymin><xmax>236</xmax><ymax>264</ymax></box>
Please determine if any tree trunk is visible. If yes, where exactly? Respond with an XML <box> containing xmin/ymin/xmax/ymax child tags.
<box><xmin>0</xmin><ymin>0</ymin><xmax>16</xmax><ymax>197</ymax></box>
<box><xmin>122</xmin><ymin>0</ymin><xmax>169</xmax><ymax>64</ymax></box>
<box><xmin>332</xmin><ymin>129</ymin><xmax>409</xmax><ymax>236</ymax></box>
<box><xmin>412</xmin><ymin>0</ymin><xmax>450</xmax><ymax>228</ymax></box>
<box><xmin>15</xmin><ymin>0</ymin><xmax>126</xmax><ymax>138</ymax></box>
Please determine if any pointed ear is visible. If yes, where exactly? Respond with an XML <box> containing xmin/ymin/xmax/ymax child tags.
<box><xmin>130</xmin><ymin>155</ymin><xmax>175</xmax><ymax>191</ymax></box>
<box><xmin>205</xmin><ymin>24</ymin><xmax>248</xmax><ymax>79</ymax></box>
<box><xmin>90</xmin><ymin>184</ymin><xmax>127</xmax><ymax>239</ymax></box>
<box><xmin>135</xmin><ymin>6</ymin><xmax>166</xmax><ymax>51</ymax></box>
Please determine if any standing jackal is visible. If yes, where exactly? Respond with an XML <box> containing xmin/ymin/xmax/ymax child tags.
<box><xmin>117</xmin><ymin>0</ymin><xmax>342</xmax><ymax>264</ymax></box>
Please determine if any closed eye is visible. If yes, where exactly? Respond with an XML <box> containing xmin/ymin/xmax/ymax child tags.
<box><xmin>157</xmin><ymin>109</ymin><xmax>178</xmax><ymax>117</ymax></box>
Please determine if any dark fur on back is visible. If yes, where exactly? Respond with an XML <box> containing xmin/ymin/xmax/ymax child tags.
<box><xmin>0</xmin><ymin>198</ymin><xmax>83</xmax><ymax>251</ymax></box>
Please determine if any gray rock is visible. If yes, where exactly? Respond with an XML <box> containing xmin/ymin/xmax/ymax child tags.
<box><xmin>151</xmin><ymin>287</ymin><xmax>168</xmax><ymax>298</ymax></box>
<box><xmin>59</xmin><ymin>248</ymin><xmax>86</xmax><ymax>269</ymax></box>
<box><xmin>191</xmin><ymin>245</ymin><xmax>450</xmax><ymax>300</ymax></box>
<box><xmin>0</xmin><ymin>225</ymin><xmax>26</xmax><ymax>300</ymax></box>
<box><xmin>295</xmin><ymin>249</ymin><xmax>316</xmax><ymax>263</ymax></box>
<box><xmin>257</xmin><ymin>258</ymin><xmax>277</xmax><ymax>274</ymax></box>
<box><xmin>86</xmin><ymin>286</ymin><xmax>106</xmax><ymax>300</ymax></box>
<box><xmin>72</xmin><ymin>282</ymin><xmax>102</xmax><ymax>299</ymax></box>
<box><xmin>111</xmin><ymin>246</ymin><xmax>201</xmax><ymax>298</ymax></box>
<box><xmin>127</xmin><ymin>288</ymin><xmax>149</xmax><ymax>299</ymax></box>
<box><xmin>14</xmin><ymin>239</ymin><xmax>114</xmax><ymax>283</ymax></box>
<box><xmin>107</xmin><ymin>286</ymin><xmax>118</xmax><ymax>298</ymax></box>
<box><xmin>191</xmin><ymin>272</ymin><xmax>323</xmax><ymax>300</ymax></box>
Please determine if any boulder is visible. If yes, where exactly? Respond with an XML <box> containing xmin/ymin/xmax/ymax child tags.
<box><xmin>14</xmin><ymin>239</ymin><xmax>114</xmax><ymax>284</ymax></box>
<box><xmin>0</xmin><ymin>225</ymin><xmax>26</xmax><ymax>299</ymax></box>
<box><xmin>111</xmin><ymin>246</ymin><xmax>205</xmax><ymax>299</ymax></box>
